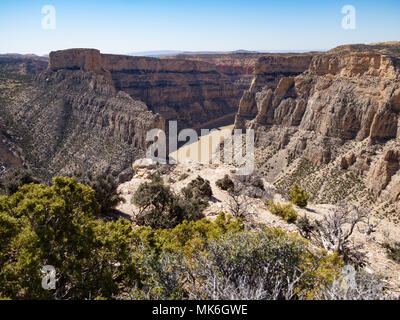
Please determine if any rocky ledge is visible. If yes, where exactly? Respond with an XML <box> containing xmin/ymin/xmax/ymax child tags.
<box><xmin>234</xmin><ymin>42</ymin><xmax>400</xmax><ymax>212</ymax></box>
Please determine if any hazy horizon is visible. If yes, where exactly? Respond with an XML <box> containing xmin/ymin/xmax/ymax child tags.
<box><xmin>1</xmin><ymin>0</ymin><xmax>400</xmax><ymax>55</ymax></box>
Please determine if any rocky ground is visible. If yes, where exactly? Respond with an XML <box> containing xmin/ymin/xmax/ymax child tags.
<box><xmin>117</xmin><ymin>156</ymin><xmax>400</xmax><ymax>296</ymax></box>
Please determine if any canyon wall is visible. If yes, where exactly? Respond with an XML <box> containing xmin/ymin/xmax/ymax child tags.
<box><xmin>0</xmin><ymin>59</ymin><xmax>164</xmax><ymax>182</ymax></box>
<box><xmin>235</xmin><ymin>43</ymin><xmax>400</xmax><ymax>209</ymax></box>
<box><xmin>49</xmin><ymin>49</ymin><xmax>243</xmax><ymax>130</ymax></box>
<box><xmin>163</xmin><ymin>52</ymin><xmax>266</xmax><ymax>94</ymax></box>
<box><xmin>234</xmin><ymin>55</ymin><xmax>314</xmax><ymax>129</ymax></box>
<box><xmin>48</xmin><ymin>49</ymin><xmax>319</xmax><ymax>131</ymax></box>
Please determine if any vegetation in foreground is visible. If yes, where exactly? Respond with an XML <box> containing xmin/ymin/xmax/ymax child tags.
<box><xmin>0</xmin><ymin>175</ymin><xmax>390</xmax><ymax>300</ymax></box>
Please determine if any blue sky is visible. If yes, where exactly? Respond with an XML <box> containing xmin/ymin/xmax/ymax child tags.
<box><xmin>0</xmin><ymin>0</ymin><xmax>399</xmax><ymax>55</ymax></box>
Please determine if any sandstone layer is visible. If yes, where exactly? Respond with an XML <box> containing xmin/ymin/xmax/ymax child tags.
<box><xmin>234</xmin><ymin>54</ymin><xmax>314</xmax><ymax>129</ymax></box>
<box><xmin>0</xmin><ymin>65</ymin><xmax>163</xmax><ymax>182</ymax></box>
<box><xmin>49</xmin><ymin>49</ymin><xmax>243</xmax><ymax>130</ymax></box>
<box><xmin>234</xmin><ymin>43</ymin><xmax>400</xmax><ymax>214</ymax></box>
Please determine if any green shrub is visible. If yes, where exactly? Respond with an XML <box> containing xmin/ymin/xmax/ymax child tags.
<box><xmin>289</xmin><ymin>184</ymin><xmax>309</xmax><ymax>208</ymax></box>
<box><xmin>0</xmin><ymin>167</ymin><xmax>40</xmax><ymax>196</ymax></box>
<box><xmin>0</xmin><ymin>177</ymin><xmax>347</xmax><ymax>300</ymax></box>
<box><xmin>85</xmin><ymin>173</ymin><xmax>124</xmax><ymax>215</ymax></box>
<box><xmin>181</xmin><ymin>175</ymin><xmax>213</xmax><ymax>200</ymax></box>
<box><xmin>132</xmin><ymin>175</ymin><xmax>205</xmax><ymax>229</ymax></box>
<box><xmin>382</xmin><ymin>242</ymin><xmax>400</xmax><ymax>263</ymax></box>
<box><xmin>268</xmin><ymin>200</ymin><xmax>298</xmax><ymax>223</ymax></box>
<box><xmin>216</xmin><ymin>174</ymin><xmax>234</xmax><ymax>191</ymax></box>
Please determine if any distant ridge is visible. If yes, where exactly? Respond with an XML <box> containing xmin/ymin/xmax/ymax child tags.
<box><xmin>128</xmin><ymin>49</ymin><xmax>325</xmax><ymax>58</ymax></box>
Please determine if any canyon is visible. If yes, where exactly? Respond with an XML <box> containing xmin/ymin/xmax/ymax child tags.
<box><xmin>234</xmin><ymin>42</ymin><xmax>400</xmax><ymax>216</ymax></box>
<box><xmin>0</xmin><ymin>43</ymin><xmax>399</xmax><ymax>215</ymax></box>
<box><xmin>1</xmin><ymin>42</ymin><xmax>400</xmax><ymax>293</ymax></box>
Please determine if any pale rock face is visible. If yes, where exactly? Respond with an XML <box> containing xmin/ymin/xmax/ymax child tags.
<box><xmin>235</xmin><ymin>55</ymin><xmax>314</xmax><ymax>129</ymax></box>
<box><xmin>48</xmin><ymin>49</ymin><xmax>242</xmax><ymax>129</ymax></box>
<box><xmin>309</xmin><ymin>53</ymin><xmax>399</xmax><ymax>78</ymax></box>
<box><xmin>235</xmin><ymin>43</ymin><xmax>400</xmax><ymax>203</ymax></box>
<box><xmin>368</xmin><ymin>150</ymin><xmax>400</xmax><ymax>195</ymax></box>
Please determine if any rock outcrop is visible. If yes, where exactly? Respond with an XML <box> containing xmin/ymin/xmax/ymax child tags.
<box><xmin>0</xmin><ymin>65</ymin><xmax>163</xmax><ymax>182</ymax></box>
<box><xmin>48</xmin><ymin>49</ymin><xmax>243</xmax><ymax>130</ymax></box>
<box><xmin>235</xmin><ymin>42</ymin><xmax>400</xmax><ymax>210</ymax></box>
<box><xmin>234</xmin><ymin>55</ymin><xmax>314</xmax><ymax>129</ymax></box>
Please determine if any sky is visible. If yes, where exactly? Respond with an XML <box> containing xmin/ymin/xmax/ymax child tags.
<box><xmin>0</xmin><ymin>0</ymin><xmax>399</xmax><ymax>55</ymax></box>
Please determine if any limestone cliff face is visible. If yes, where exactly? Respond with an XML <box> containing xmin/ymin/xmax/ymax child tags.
<box><xmin>236</xmin><ymin>44</ymin><xmax>400</xmax><ymax>209</ymax></box>
<box><xmin>163</xmin><ymin>52</ymin><xmax>266</xmax><ymax>94</ymax></box>
<box><xmin>48</xmin><ymin>49</ymin><xmax>242</xmax><ymax>129</ymax></box>
<box><xmin>234</xmin><ymin>55</ymin><xmax>314</xmax><ymax>128</ymax></box>
<box><xmin>246</xmin><ymin>52</ymin><xmax>400</xmax><ymax>141</ymax></box>
<box><xmin>1</xmin><ymin>65</ymin><xmax>163</xmax><ymax>182</ymax></box>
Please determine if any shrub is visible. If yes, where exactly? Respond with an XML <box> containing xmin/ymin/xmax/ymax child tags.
<box><xmin>0</xmin><ymin>179</ymin><xmax>350</xmax><ymax>301</ymax></box>
<box><xmin>187</xmin><ymin>228</ymin><xmax>311</xmax><ymax>300</ymax></box>
<box><xmin>0</xmin><ymin>177</ymin><xmax>131</xmax><ymax>299</ymax></box>
<box><xmin>234</xmin><ymin>173</ymin><xmax>273</xmax><ymax>200</ymax></box>
<box><xmin>296</xmin><ymin>214</ymin><xmax>315</xmax><ymax>239</ymax></box>
<box><xmin>317</xmin><ymin>266</ymin><xmax>388</xmax><ymax>300</ymax></box>
<box><xmin>216</xmin><ymin>175</ymin><xmax>234</xmax><ymax>191</ymax></box>
<box><xmin>181</xmin><ymin>175</ymin><xmax>213</xmax><ymax>200</ymax></box>
<box><xmin>382</xmin><ymin>242</ymin><xmax>400</xmax><ymax>264</ymax></box>
<box><xmin>268</xmin><ymin>200</ymin><xmax>298</xmax><ymax>223</ymax></box>
<box><xmin>84</xmin><ymin>173</ymin><xmax>124</xmax><ymax>215</ymax></box>
<box><xmin>178</xmin><ymin>173</ymin><xmax>189</xmax><ymax>181</ymax></box>
<box><xmin>0</xmin><ymin>167</ymin><xmax>40</xmax><ymax>196</ymax></box>
<box><xmin>289</xmin><ymin>184</ymin><xmax>309</xmax><ymax>208</ymax></box>
<box><xmin>132</xmin><ymin>175</ymin><xmax>205</xmax><ymax>229</ymax></box>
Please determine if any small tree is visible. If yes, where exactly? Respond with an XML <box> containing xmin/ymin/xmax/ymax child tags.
<box><xmin>289</xmin><ymin>184</ymin><xmax>309</xmax><ymax>208</ymax></box>
<box><xmin>133</xmin><ymin>175</ymin><xmax>205</xmax><ymax>229</ymax></box>
<box><xmin>85</xmin><ymin>173</ymin><xmax>124</xmax><ymax>216</ymax></box>
<box><xmin>216</xmin><ymin>175</ymin><xmax>234</xmax><ymax>191</ymax></box>
<box><xmin>308</xmin><ymin>205</ymin><xmax>368</xmax><ymax>266</ymax></box>
<box><xmin>268</xmin><ymin>200</ymin><xmax>298</xmax><ymax>223</ymax></box>
<box><xmin>0</xmin><ymin>167</ymin><xmax>40</xmax><ymax>195</ymax></box>
<box><xmin>226</xmin><ymin>188</ymin><xmax>254</xmax><ymax>221</ymax></box>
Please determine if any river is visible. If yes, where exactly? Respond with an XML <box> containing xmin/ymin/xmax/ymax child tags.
<box><xmin>168</xmin><ymin>124</ymin><xmax>234</xmax><ymax>164</ymax></box>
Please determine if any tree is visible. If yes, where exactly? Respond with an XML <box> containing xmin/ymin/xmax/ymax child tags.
<box><xmin>0</xmin><ymin>177</ymin><xmax>139</xmax><ymax>299</ymax></box>
<box><xmin>306</xmin><ymin>205</ymin><xmax>368</xmax><ymax>266</ymax></box>
<box><xmin>133</xmin><ymin>175</ymin><xmax>205</xmax><ymax>229</ymax></box>
<box><xmin>226</xmin><ymin>188</ymin><xmax>254</xmax><ymax>222</ymax></box>
<box><xmin>85</xmin><ymin>173</ymin><xmax>124</xmax><ymax>216</ymax></box>
<box><xmin>289</xmin><ymin>184</ymin><xmax>309</xmax><ymax>208</ymax></box>
<box><xmin>0</xmin><ymin>167</ymin><xmax>40</xmax><ymax>196</ymax></box>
